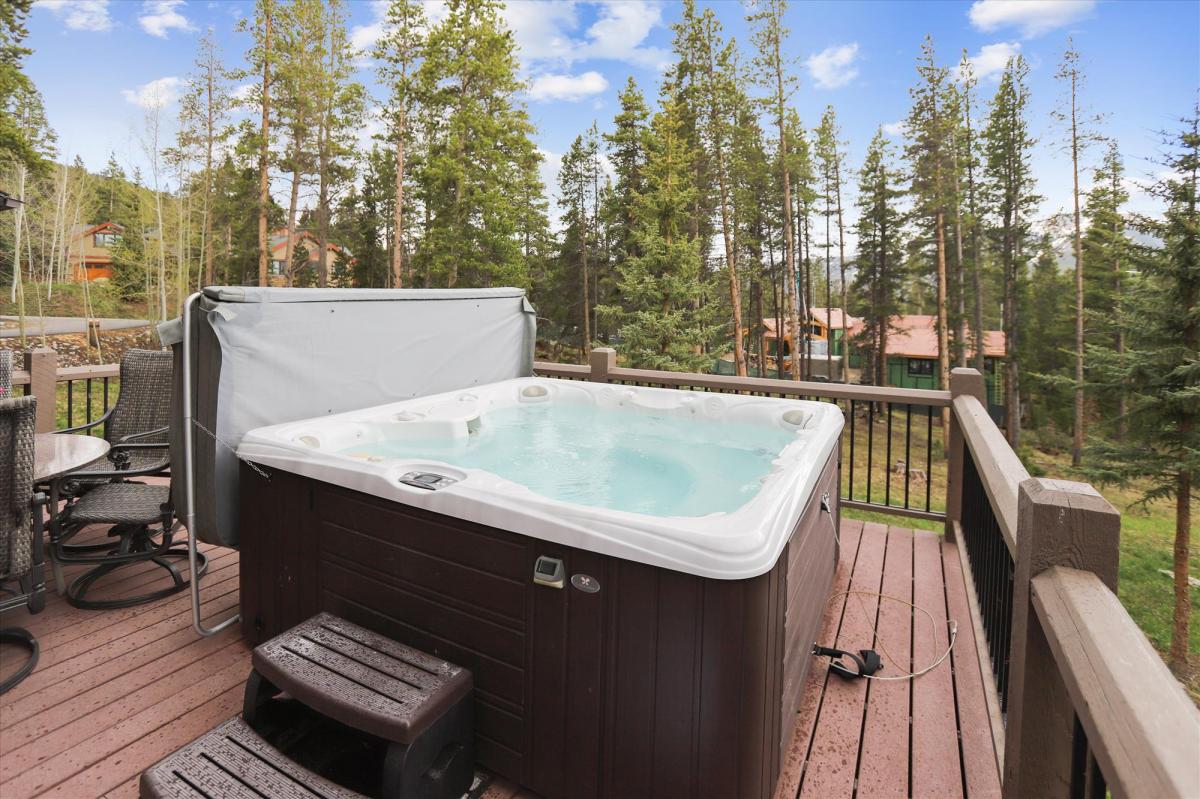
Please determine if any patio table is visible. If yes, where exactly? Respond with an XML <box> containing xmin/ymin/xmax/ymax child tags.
<box><xmin>33</xmin><ymin>433</ymin><xmax>110</xmax><ymax>483</ymax></box>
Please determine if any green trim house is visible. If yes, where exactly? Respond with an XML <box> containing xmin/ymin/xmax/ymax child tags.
<box><xmin>856</xmin><ymin>314</ymin><xmax>1006</xmax><ymax>415</ymax></box>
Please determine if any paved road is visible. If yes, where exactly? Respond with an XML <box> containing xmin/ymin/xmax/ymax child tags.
<box><xmin>0</xmin><ymin>316</ymin><xmax>152</xmax><ymax>338</ymax></box>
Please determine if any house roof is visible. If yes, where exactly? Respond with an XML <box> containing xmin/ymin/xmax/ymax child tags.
<box><xmin>760</xmin><ymin>308</ymin><xmax>860</xmax><ymax>338</ymax></box>
<box><xmin>810</xmin><ymin>307</ymin><xmax>861</xmax><ymax>330</ymax></box>
<box><xmin>70</xmin><ymin>221</ymin><xmax>124</xmax><ymax>239</ymax></box>
<box><xmin>268</xmin><ymin>228</ymin><xmax>353</xmax><ymax>259</ymax></box>
<box><xmin>862</xmin><ymin>314</ymin><xmax>1006</xmax><ymax>359</ymax></box>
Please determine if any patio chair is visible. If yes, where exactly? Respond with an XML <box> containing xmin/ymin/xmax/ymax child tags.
<box><xmin>0</xmin><ymin>349</ymin><xmax>12</xmax><ymax>398</ymax></box>
<box><xmin>0</xmin><ymin>396</ymin><xmax>49</xmax><ymax>694</ymax></box>
<box><xmin>51</xmin><ymin>476</ymin><xmax>207</xmax><ymax>610</ymax></box>
<box><xmin>57</xmin><ymin>349</ymin><xmax>173</xmax><ymax>485</ymax></box>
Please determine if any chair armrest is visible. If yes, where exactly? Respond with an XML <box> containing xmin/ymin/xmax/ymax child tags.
<box><xmin>110</xmin><ymin>441</ymin><xmax>169</xmax><ymax>452</ymax></box>
<box><xmin>117</xmin><ymin>426</ymin><xmax>168</xmax><ymax>445</ymax></box>
<box><xmin>59</xmin><ymin>408</ymin><xmax>114</xmax><ymax>435</ymax></box>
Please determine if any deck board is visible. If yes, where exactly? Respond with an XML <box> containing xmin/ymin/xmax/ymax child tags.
<box><xmin>1</xmin><ymin>519</ymin><xmax>998</xmax><ymax>798</ymax></box>
<box><xmin>781</xmin><ymin>523</ymin><xmax>1001</xmax><ymax>799</ymax></box>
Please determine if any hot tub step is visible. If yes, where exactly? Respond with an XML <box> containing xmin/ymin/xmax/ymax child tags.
<box><xmin>244</xmin><ymin>612</ymin><xmax>475</xmax><ymax>799</ymax></box>
<box><xmin>139</xmin><ymin>716</ymin><xmax>366</xmax><ymax>798</ymax></box>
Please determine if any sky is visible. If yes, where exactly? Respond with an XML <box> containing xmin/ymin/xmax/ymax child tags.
<box><xmin>21</xmin><ymin>0</ymin><xmax>1200</xmax><ymax>243</ymax></box>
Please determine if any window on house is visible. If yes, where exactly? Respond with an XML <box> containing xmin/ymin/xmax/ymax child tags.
<box><xmin>94</xmin><ymin>232</ymin><xmax>121</xmax><ymax>247</ymax></box>
<box><xmin>907</xmin><ymin>358</ymin><xmax>934</xmax><ymax>377</ymax></box>
<box><xmin>269</xmin><ymin>260</ymin><xmax>286</xmax><ymax>276</ymax></box>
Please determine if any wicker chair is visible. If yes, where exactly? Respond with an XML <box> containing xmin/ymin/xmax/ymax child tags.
<box><xmin>58</xmin><ymin>349</ymin><xmax>173</xmax><ymax>482</ymax></box>
<box><xmin>0</xmin><ymin>349</ymin><xmax>12</xmax><ymax>399</ymax></box>
<box><xmin>49</xmin><ymin>350</ymin><xmax>205</xmax><ymax>610</ymax></box>
<box><xmin>0</xmin><ymin>396</ymin><xmax>49</xmax><ymax>693</ymax></box>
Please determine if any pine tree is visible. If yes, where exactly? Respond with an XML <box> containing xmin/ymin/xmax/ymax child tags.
<box><xmin>981</xmin><ymin>55</ymin><xmax>1039</xmax><ymax>447</ymax></box>
<box><xmin>376</xmin><ymin>0</ymin><xmax>426</xmax><ymax>288</ymax></box>
<box><xmin>312</xmin><ymin>0</ymin><xmax>363</xmax><ymax>287</ymax></box>
<box><xmin>1024</xmin><ymin>232</ymin><xmax>1074</xmax><ymax>432</ymax></box>
<box><xmin>958</xmin><ymin>50</ymin><xmax>986</xmax><ymax>372</ymax></box>
<box><xmin>905</xmin><ymin>36</ymin><xmax>955</xmax><ymax>436</ymax></box>
<box><xmin>1082</xmin><ymin>140</ymin><xmax>1132</xmax><ymax>432</ymax></box>
<box><xmin>748</xmin><ymin>0</ymin><xmax>801</xmax><ymax>379</ymax></box>
<box><xmin>814</xmin><ymin>106</ymin><xmax>847</xmax><ymax>380</ymax></box>
<box><xmin>274</xmin><ymin>0</ymin><xmax>321</xmax><ymax>286</ymax></box>
<box><xmin>851</xmin><ymin>129</ymin><xmax>905</xmax><ymax>388</ymax></box>
<box><xmin>415</xmin><ymin>0</ymin><xmax>542</xmax><ymax>289</ymax></box>
<box><xmin>1056</xmin><ymin>38</ymin><xmax>1103</xmax><ymax>466</ymax></box>
<box><xmin>596</xmin><ymin>95</ymin><xmax>719</xmax><ymax>371</ymax></box>
<box><xmin>1086</xmin><ymin>112</ymin><xmax>1199</xmax><ymax>671</ymax></box>
<box><xmin>558</xmin><ymin>126</ymin><xmax>602</xmax><ymax>356</ymax></box>
<box><xmin>238</xmin><ymin>0</ymin><xmax>275</xmax><ymax>286</ymax></box>
<box><xmin>0</xmin><ymin>0</ymin><xmax>42</xmax><ymax>172</ymax></box>
<box><xmin>681</xmin><ymin>2</ymin><xmax>748</xmax><ymax>375</ymax></box>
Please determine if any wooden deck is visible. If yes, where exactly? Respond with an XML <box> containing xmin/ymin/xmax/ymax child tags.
<box><xmin>0</xmin><ymin>520</ymin><xmax>999</xmax><ymax>799</ymax></box>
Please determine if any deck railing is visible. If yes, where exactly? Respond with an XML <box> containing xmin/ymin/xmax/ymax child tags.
<box><xmin>9</xmin><ymin>347</ymin><xmax>118</xmax><ymax>434</ymax></box>
<box><xmin>10</xmin><ymin>344</ymin><xmax>1199</xmax><ymax>798</ymax></box>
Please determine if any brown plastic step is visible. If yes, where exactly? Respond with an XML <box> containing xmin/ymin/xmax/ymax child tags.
<box><xmin>247</xmin><ymin>612</ymin><xmax>473</xmax><ymax>745</ymax></box>
<box><xmin>139</xmin><ymin>716</ymin><xmax>366</xmax><ymax>798</ymax></box>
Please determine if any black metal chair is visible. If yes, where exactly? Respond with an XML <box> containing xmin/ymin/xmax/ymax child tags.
<box><xmin>0</xmin><ymin>395</ymin><xmax>49</xmax><ymax>694</ymax></box>
<box><xmin>48</xmin><ymin>349</ymin><xmax>206</xmax><ymax>610</ymax></box>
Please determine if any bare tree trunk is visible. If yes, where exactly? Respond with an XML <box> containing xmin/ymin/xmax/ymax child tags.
<box><xmin>952</xmin><ymin>128</ymin><xmax>967</xmax><ymax>367</ymax></box>
<box><xmin>936</xmin><ymin>205</ymin><xmax>951</xmax><ymax>444</ymax></box>
<box><xmin>257</xmin><ymin>1</ymin><xmax>273</xmax><ymax>288</ymax></box>
<box><xmin>835</xmin><ymin>161</ymin><xmax>848</xmax><ymax>383</ymax></box>
<box><xmin>1070</xmin><ymin>69</ymin><xmax>1086</xmax><ymax>467</ymax></box>
<box><xmin>203</xmin><ymin>52</ymin><xmax>216</xmax><ymax>286</ymax></box>
<box><xmin>392</xmin><ymin>110</ymin><xmax>406</xmax><ymax>288</ymax></box>
<box><xmin>1171</xmin><ymin>471</ymin><xmax>1192</xmax><ymax>670</ymax></box>
<box><xmin>716</xmin><ymin>146</ymin><xmax>745</xmax><ymax>376</ymax></box>
<box><xmin>285</xmin><ymin>146</ymin><xmax>301</xmax><ymax>287</ymax></box>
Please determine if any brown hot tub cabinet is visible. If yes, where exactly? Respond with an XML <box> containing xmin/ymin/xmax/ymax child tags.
<box><xmin>238</xmin><ymin>450</ymin><xmax>839</xmax><ymax>799</ymax></box>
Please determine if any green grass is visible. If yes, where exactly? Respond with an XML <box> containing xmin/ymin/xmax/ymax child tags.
<box><xmin>54</xmin><ymin>378</ymin><xmax>119</xmax><ymax>432</ymax></box>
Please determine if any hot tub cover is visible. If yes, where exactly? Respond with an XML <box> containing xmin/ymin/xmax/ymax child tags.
<box><xmin>165</xmin><ymin>287</ymin><xmax>536</xmax><ymax>547</ymax></box>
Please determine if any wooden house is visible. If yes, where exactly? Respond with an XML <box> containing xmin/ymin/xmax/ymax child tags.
<box><xmin>67</xmin><ymin>221</ymin><xmax>123</xmax><ymax>281</ymax></box>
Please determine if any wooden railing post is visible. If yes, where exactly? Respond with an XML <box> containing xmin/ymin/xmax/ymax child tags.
<box><xmin>588</xmin><ymin>347</ymin><xmax>616</xmax><ymax>383</ymax></box>
<box><xmin>946</xmin><ymin>367</ymin><xmax>986</xmax><ymax>541</ymax></box>
<box><xmin>24</xmin><ymin>347</ymin><xmax>57</xmax><ymax>432</ymax></box>
<box><xmin>1002</xmin><ymin>478</ymin><xmax>1120</xmax><ymax>799</ymax></box>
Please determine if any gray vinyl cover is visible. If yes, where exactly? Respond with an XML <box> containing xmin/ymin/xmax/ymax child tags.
<box><xmin>166</xmin><ymin>286</ymin><xmax>536</xmax><ymax>548</ymax></box>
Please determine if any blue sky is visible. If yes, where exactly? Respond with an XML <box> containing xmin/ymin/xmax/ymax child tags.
<box><xmin>23</xmin><ymin>0</ymin><xmax>1200</xmax><ymax>237</ymax></box>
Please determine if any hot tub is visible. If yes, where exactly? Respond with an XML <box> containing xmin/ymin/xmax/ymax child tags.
<box><xmin>236</xmin><ymin>377</ymin><xmax>843</xmax><ymax>799</ymax></box>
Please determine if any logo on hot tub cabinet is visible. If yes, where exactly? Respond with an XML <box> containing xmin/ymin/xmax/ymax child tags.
<box><xmin>571</xmin><ymin>574</ymin><xmax>600</xmax><ymax>593</ymax></box>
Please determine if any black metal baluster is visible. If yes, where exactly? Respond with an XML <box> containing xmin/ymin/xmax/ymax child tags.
<box><xmin>904</xmin><ymin>404</ymin><xmax>912</xmax><ymax>508</ymax></box>
<box><xmin>848</xmin><ymin>399</ymin><xmax>856</xmax><ymax>502</ymax></box>
<box><xmin>866</xmin><ymin>400</ymin><xmax>875</xmax><ymax>504</ymax></box>
<box><xmin>925</xmin><ymin>405</ymin><xmax>933</xmax><ymax>512</ymax></box>
<box><xmin>884</xmin><ymin>402</ymin><xmax>893</xmax><ymax>507</ymax></box>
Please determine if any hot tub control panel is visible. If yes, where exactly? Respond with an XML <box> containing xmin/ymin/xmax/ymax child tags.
<box><xmin>399</xmin><ymin>471</ymin><xmax>458</xmax><ymax>490</ymax></box>
<box><xmin>533</xmin><ymin>556</ymin><xmax>565</xmax><ymax>589</ymax></box>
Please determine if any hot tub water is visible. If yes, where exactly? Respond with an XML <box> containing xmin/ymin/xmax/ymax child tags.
<box><xmin>337</xmin><ymin>403</ymin><xmax>798</xmax><ymax>517</ymax></box>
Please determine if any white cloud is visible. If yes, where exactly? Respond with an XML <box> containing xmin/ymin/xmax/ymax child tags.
<box><xmin>881</xmin><ymin>121</ymin><xmax>905</xmax><ymax>138</ymax></box>
<box><xmin>34</xmin><ymin>0</ymin><xmax>112</xmax><ymax>32</ymax></box>
<box><xmin>503</xmin><ymin>0</ymin><xmax>668</xmax><ymax>71</ymax></box>
<box><xmin>138</xmin><ymin>0</ymin><xmax>194</xmax><ymax>38</ymax></box>
<box><xmin>528</xmin><ymin>71</ymin><xmax>608</xmax><ymax>102</ymax></box>
<box><xmin>350</xmin><ymin>0</ymin><xmax>449</xmax><ymax>54</ymax></box>
<box><xmin>805</xmin><ymin>43</ymin><xmax>860</xmax><ymax>90</ymax></box>
<box><xmin>970</xmin><ymin>41</ymin><xmax>1021</xmax><ymax>81</ymax></box>
<box><xmin>121</xmin><ymin>76</ymin><xmax>184</xmax><ymax>109</ymax></box>
<box><xmin>575</xmin><ymin>0</ymin><xmax>668</xmax><ymax>69</ymax></box>
<box><xmin>968</xmin><ymin>0</ymin><xmax>1095</xmax><ymax>38</ymax></box>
